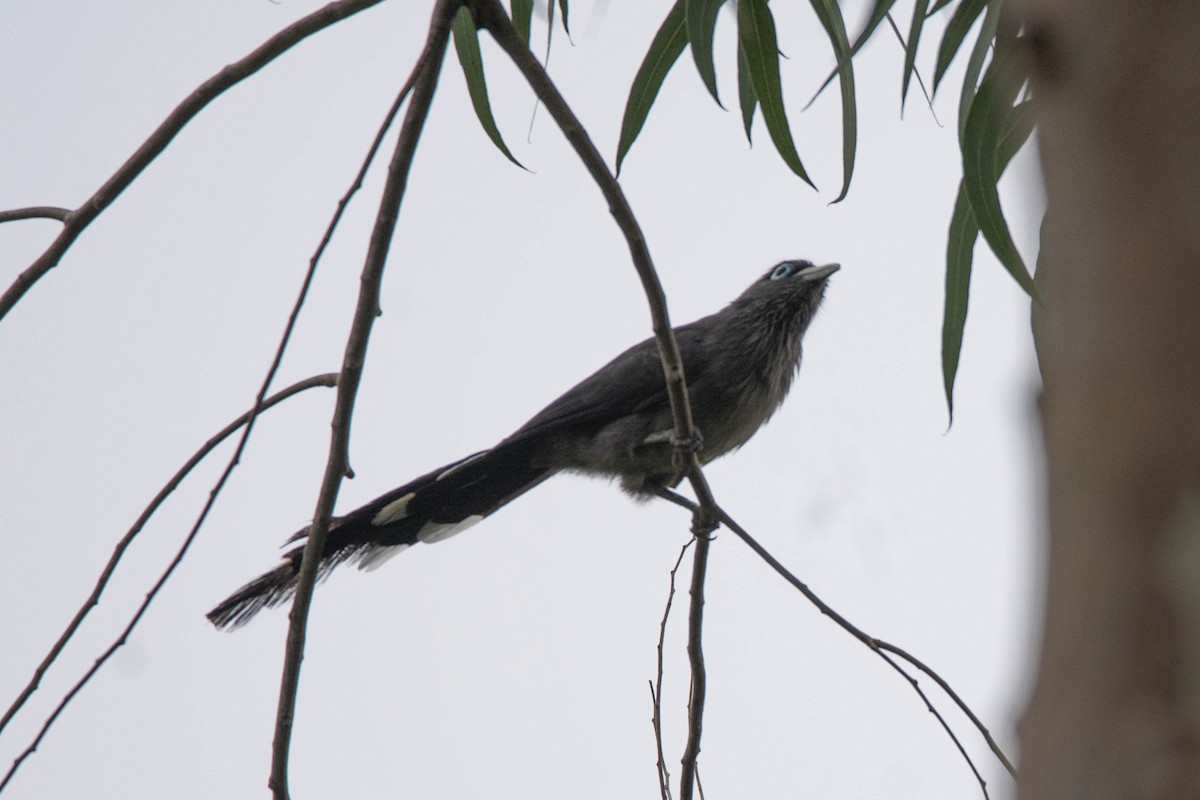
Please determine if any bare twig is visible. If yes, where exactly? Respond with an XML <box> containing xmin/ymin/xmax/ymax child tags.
<box><xmin>0</xmin><ymin>20</ymin><xmax>419</xmax><ymax>789</ymax></box>
<box><xmin>0</xmin><ymin>206</ymin><xmax>70</xmax><ymax>224</ymax></box>
<box><xmin>0</xmin><ymin>0</ymin><xmax>386</xmax><ymax>322</ymax></box>
<box><xmin>680</xmin><ymin>521</ymin><xmax>715</xmax><ymax>800</ymax></box>
<box><xmin>656</xmin><ymin>489</ymin><xmax>1015</xmax><ymax>792</ymax></box>
<box><xmin>269</xmin><ymin>4</ymin><xmax>459</xmax><ymax>798</ymax></box>
<box><xmin>651</xmin><ymin>540</ymin><xmax>693</xmax><ymax>800</ymax></box>
<box><xmin>0</xmin><ymin>373</ymin><xmax>339</xmax><ymax>793</ymax></box>
<box><xmin>1</xmin><ymin>14</ymin><xmax>416</xmax><ymax>781</ymax></box>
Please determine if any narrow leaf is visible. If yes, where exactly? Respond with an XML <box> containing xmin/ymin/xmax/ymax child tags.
<box><xmin>807</xmin><ymin>0</ymin><xmax>857</xmax><ymax>202</ymax></box>
<box><xmin>615</xmin><ymin>1</ymin><xmax>688</xmax><ymax>174</ymax></box>
<box><xmin>942</xmin><ymin>99</ymin><xmax>1035</xmax><ymax>418</ymax></box>
<box><xmin>807</xmin><ymin>0</ymin><xmax>897</xmax><ymax>107</ymax></box>
<box><xmin>958</xmin><ymin>0</ymin><xmax>1002</xmax><ymax>139</ymax></box>
<box><xmin>961</xmin><ymin>42</ymin><xmax>1033</xmax><ymax>296</ymax></box>
<box><xmin>738</xmin><ymin>0</ymin><xmax>813</xmax><ymax>186</ymax></box>
<box><xmin>942</xmin><ymin>181</ymin><xmax>976</xmax><ymax>422</ymax></box>
<box><xmin>933</xmin><ymin>0</ymin><xmax>986</xmax><ymax>96</ymax></box>
<box><xmin>452</xmin><ymin>7</ymin><xmax>525</xmax><ymax>169</ymax></box>
<box><xmin>737</xmin><ymin>39</ymin><xmax>757</xmax><ymax>142</ymax></box>
<box><xmin>901</xmin><ymin>0</ymin><xmax>931</xmax><ymax>109</ymax></box>
<box><xmin>557</xmin><ymin>0</ymin><xmax>570</xmax><ymax>36</ymax></box>
<box><xmin>511</xmin><ymin>0</ymin><xmax>533</xmax><ymax>46</ymax></box>
<box><xmin>928</xmin><ymin>0</ymin><xmax>956</xmax><ymax>14</ymax></box>
<box><xmin>686</xmin><ymin>0</ymin><xmax>727</xmax><ymax>106</ymax></box>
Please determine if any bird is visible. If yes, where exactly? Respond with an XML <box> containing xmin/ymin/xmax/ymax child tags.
<box><xmin>207</xmin><ymin>259</ymin><xmax>838</xmax><ymax>628</ymax></box>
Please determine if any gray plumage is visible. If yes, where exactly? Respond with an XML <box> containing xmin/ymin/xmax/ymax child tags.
<box><xmin>208</xmin><ymin>260</ymin><xmax>837</xmax><ymax>628</ymax></box>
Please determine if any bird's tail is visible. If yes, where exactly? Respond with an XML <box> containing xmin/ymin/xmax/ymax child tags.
<box><xmin>207</xmin><ymin>443</ymin><xmax>552</xmax><ymax>629</ymax></box>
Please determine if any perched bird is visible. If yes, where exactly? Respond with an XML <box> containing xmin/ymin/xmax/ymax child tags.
<box><xmin>208</xmin><ymin>260</ymin><xmax>838</xmax><ymax>628</ymax></box>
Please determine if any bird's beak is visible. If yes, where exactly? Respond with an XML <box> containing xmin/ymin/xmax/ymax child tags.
<box><xmin>799</xmin><ymin>262</ymin><xmax>840</xmax><ymax>281</ymax></box>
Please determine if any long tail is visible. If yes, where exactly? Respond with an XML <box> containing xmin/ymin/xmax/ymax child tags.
<box><xmin>207</xmin><ymin>443</ymin><xmax>552</xmax><ymax>629</ymax></box>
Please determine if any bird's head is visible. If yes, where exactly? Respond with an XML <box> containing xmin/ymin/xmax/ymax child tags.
<box><xmin>733</xmin><ymin>259</ymin><xmax>840</xmax><ymax>324</ymax></box>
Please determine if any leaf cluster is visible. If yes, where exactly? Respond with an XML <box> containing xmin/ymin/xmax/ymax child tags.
<box><xmin>451</xmin><ymin>0</ymin><xmax>1036</xmax><ymax>418</ymax></box>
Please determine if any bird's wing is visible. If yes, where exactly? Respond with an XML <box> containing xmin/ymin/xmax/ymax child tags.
<box><xmin>502</xmin><ymin>320</ymin><xmax>713</xmax><ymax>445</ymax></box>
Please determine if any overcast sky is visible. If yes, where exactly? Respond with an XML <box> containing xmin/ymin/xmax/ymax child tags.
<box><xmin>1</xmin><ymin>2</ymin><xmax>1043</xmax><ymax>798</ymax></box>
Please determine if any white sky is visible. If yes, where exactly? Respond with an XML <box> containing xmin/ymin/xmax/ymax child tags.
<box><xmin>0</xmin><ymin>1</ymin><xmax>1044</xmax><ymax>798</ymax></box>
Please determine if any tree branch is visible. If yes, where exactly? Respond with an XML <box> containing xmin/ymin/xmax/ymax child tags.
<box><xmin>0</xmin><ymin>0</ymin><xmax>386</xmax><ymax>322</ymax></box>
<box><xmin>472</xmin><ymin>6</ymin><xmax>720</xmax><ymax>793</ymax></box>
<box><xmin>269</xmin><ymin>3</ymin><xmax>459</xmax><ymax>797</ymax></box>
<box><xmin>652</xmin><ymin>540</ymin><xmax>693</xmax><ymax>800</ymax></box>
<box><xmin>0</xmin><ymin>373</ymin><xmax>338</xmax><ymax>794</ymax></box>
<box><xmin>0</xmin><ymin>206</ymin><xmax>70</xmax><ymax>224</ymax></box>
<box><xmin>656</xmin><ymin>488</ymin><xmax>1014</xmax><ymax>793</ymax></box>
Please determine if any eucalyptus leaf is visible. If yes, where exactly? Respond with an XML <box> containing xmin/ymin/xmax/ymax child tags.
<box><xmin>901</xmin><ymin>0</ymin><xmax>931</xmax><ymax>109</ymax></box>
<box><xmin>738</xmin><ymin>0</ymin><xmax>813</xmax><ymax>186</ymax></box>
<box><xmin>807</xmin><ymin>0</ymin><xmax>897</xmax><ymax>106</ymax></box>
<box><xmin>807</xmin><ymin>0</ymin><xmax>856</xmax><ymax>202</ymax></box>
<box><xmin>452</xmin><ymin>7</ymin><xmax>525</xmax><ymax>169</ymax></box>
<box><xmin>942</xmin><ymin>99</ymin><xmax>1036</xmax><ymax>418</ymax></box>
<box><xmin>737</xmin><ymin>39</ymin><xmax>757</xmax><ymax>142</ymax></box>
<box><xmin>934</xmin><ymin>0</ymin><xmax>986</xmax><ymax>96</ymax></box>
<box><xmin>511</xmin><ymin>0</ymin><xmax>532</xmax><ymax>45</ymax></box>
<box><xmin>961</xmin><ymin>42</ymin><xmax>1033</xmax><ymax>295</ymax></box>
<box><xmin>686</xmin><ymin>0</ymin><xmax>727</xmax><ymax>106</ymax></box>
<box><xmin>615</xmin><ymin>1</ymin><xmax>688</xmax><ymax>174</ymax></box>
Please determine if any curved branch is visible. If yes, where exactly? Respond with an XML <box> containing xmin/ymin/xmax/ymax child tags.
<box><xmin>269</xmin><ymin>3</ymin><xmax>460</xmax><ymax>797</ymax></box>
<box><xmin>0</xmin><ymin>373</ymin><xmax>338</xmax><ymax>794</ymax></box>
<box><xmin>652</xmin><ymin>539</ymin><xmax>693</xmax><ymax>800</ymax></box>
<box><xmin>0</xmin><ymin>0</ymin><xmax>386</xmax><ymax>322</ymax></box>
<box><xmin>655</xmin><ymin>488</ymin><xmax>1016</xmax><ymax>790</ymax></box>
<box><xmin>472</xmin><ymin>7</ymin><xmax>720</xmax><ymax>795</ymax></box>
<box><xmin>0</xmin><ymin>207</ymin><xmax>70</xmax><ymax>224</ymax></box>
<box><xmin>717</xmin><ymin>504</ymin><xmax>1016</xmax><ymax>780</ymax></box>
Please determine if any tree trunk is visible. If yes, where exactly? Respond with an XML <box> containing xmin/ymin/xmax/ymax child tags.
<box><xmin>1020</xmin><ymin>1</ymin><xmax>1200</xmax><ymax>797</ymax></box>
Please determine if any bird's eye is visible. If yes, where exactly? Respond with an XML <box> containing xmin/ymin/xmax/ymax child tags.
<box><xmin>769</xmin><ymin>263</ymin><xmax>793</xmax><ymax>280</ymax></box>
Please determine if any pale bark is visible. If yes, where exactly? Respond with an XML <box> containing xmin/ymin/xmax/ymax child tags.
<box><xmin>1021</xmin><ymin>1</ymin><xmax>1200</xmax><ymax>797</ymax></box>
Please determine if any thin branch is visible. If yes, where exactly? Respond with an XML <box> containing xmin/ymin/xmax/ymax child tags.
<box><xmin>652</xmin><ymin>540</ymin><xmax>693</xmax><ymax>800</ymax></box>
<box><xmin>0</xmin><ymin>0</ymin><xmax>386</xmax><ymax>322</ymax></box>
<box><xmin>656</xmin><ymin>489</ymin><xmax>1015</xmax><ymax>791</ymax></box>
<box><xmin>0</xmin><ymin>22</ymin><xmax>418</xmax><ymax>788</ymax></box>
<box><xmin>472</xmin><ymin>0</ymin><xmax>700</xmax><ymax>461</ymax></box>
<box><xmin>874</xmin><ymin>640</ymin><xmax>1015</xmax><ymax>777</ymax></box>
<box><xmin>680</xmin><ymin>527</ymin><xmax>712</xmax><ymax>800</ymax></box>
<box><xmin>0</xmin><ymin>373</ymin><xmax>339</xmax><ymax>794</ymax></box>
<box><xmin>0</xmin><ymin>207</ymin><xmax>70</xmax><ymax>224</ymax></box>
<box><xmin>269</xmin><ymin>4</ymin><xmax>459</xmax><ymax>797</ymax></box>
<box><xmin>472</xmin><ymin>7</ymin><xmax>721</xmax><ymax>795</ymax></box>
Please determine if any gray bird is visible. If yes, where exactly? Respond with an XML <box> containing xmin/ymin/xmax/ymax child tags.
<box><xmin>208</xmin><ymin>260</ymin><xmax>838</xmax><ymax>628</ymax></box>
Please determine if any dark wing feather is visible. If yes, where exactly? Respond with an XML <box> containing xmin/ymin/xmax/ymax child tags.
<box><xmin>501</xmin><ymin>319</ymin><xmax>715</xmax><ymax>446</ymax></box>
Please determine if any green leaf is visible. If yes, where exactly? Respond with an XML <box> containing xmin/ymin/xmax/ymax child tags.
<box><xmin>961</xmin><ymin>41</ymin><xmax>1033</xmax><ymax>296</ymax></box>
<box><xmin>942</xmin><ymin>99</ymin><xmax>1035</xmax><ymax>419</ymax></box>
<box><xmin>927</xmin><ymin>0</ymin><xmax>956</xmax><ymax>15</ymax></box>
<box><xmin>807</xmin><ymin>0</ymin><xmax>896</xmax><ymax>106</ymax></box>
<box><xmin>942</xmin><ymin>182</ymin><xmax>976</xmax><ymax>423</ymax></box>
<box><xmin>958</xmin><ymin>0</ymin><xmax>1002</xmax><ymax>139</ymax></box>
<box><xmin>452</xmin><ymin>7</ymin><xmax>525</xmax><ymax>169</ymax></box>
<box><xmin>737</xmin><ymin>38</ymin><xmax>757</xmax><ymax>142</ymax></box>
<box><xmin>933</xmin><ymin>0</ymin><xmax>986</xmax><ymax>96</ymax></box>
<box><xmin>615</xmin><ymin>1</ymin><xmax>688</xmax><ymax>174</ymax></box>
<box><xmin>686</xmin><ymin>0</ymin><xmax>727</xmax><ymax>106</ymax></box>
<box><xmin>901</xmin><ymin>0</ymin><xmax>931</xmax><ymax>109</ymax></box>
<box><xmin>807</xmin><ymin>0</ymin><xmax>857</xmax><ymax>202</ymax></box>
<box><xmin>737</xmin><ymin>0</ymin><xmax>813</xmax><ymax>186</ymax></box>
<box><xmin>511</xmin><ymin>0</ymin><xmax>533</xmax><ymax>45</ymax></box>
<box><xmin>557</xmin><ymin>0</ymin><xmax>570</xmax><ymax>36</ymax></box>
